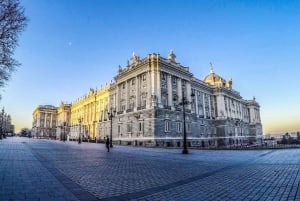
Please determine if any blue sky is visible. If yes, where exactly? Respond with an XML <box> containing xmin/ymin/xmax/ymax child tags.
<box><xmin>1</xmin><ymin>0</ymin><xmax>300</xmax><ymax>134</ymax></box>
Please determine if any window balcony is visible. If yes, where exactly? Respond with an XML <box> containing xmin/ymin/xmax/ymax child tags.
<box><xmin>163</xmin><ymin>105</ymin><xmax>171</xmax><ymax>110</ymax></box>
<box><xmin>126</xmin><ymin>108</ymin><xmax>133</xmax><ymax>113</ymax></box>
<box><xmin>137</xmin><ymin>105</ymin><xmax>146</xmax><ymax>110</ymax></box>
<box><xmin>175</xmin><ymin>107</ymin><xmax>182</xmax><ymax>112</ymax></box>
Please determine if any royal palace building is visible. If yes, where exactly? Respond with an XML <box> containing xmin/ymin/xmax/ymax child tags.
<box><xmin>32</xmin><ymin>51</ymin><xmax>263</xmax><ymax>148</ymax></box>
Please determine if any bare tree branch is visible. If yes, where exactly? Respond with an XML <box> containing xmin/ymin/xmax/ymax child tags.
<box><xmin>0</xmin><ymin>0</ymin><xmax>27</xmax><ymax>92</ymax></box>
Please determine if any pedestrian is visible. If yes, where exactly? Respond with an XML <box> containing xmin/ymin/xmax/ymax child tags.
<box><xmin>106</xmin><ymin>137</ymin><xmax>110</xmax><ymax>152</ymax></box>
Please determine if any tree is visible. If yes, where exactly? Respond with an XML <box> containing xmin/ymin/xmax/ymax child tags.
<box><xmin>0</xmin><ymin>0</ymin><xmax>27</xmax><ymax>95</ymax></box>
<box><xmin>20</xmin><ymin>127</ymin><xmax>30</xmax><ymax>137</ymax></box>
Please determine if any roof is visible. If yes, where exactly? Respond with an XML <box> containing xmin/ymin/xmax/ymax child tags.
<box><xmin>203</xmin><ymin>67</ymin><xmax>226</xmax><ymax>86</ymax></box>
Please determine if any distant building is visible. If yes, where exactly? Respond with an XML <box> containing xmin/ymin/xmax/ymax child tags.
<box><xmin>69</xmin><ymin>86</ymin><xmax>109</xmax><ymax>141</ymax></box>
<box><xmin>56</xmin><ymin>102</ymin><xmax>71</xmax><ymax>140</ymax></box>
<box><xmin>32</xmin><ymin>51</ymin><xmax>263</xmax><ymax>147</ymax></box>
<box><xmin>32</xmin><ymin>105</ymin><xmax>57</xmax><ymax>138</ymax></box>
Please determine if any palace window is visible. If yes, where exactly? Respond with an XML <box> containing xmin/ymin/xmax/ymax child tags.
<box><xmin>139</xmin><ymin>121</ymin><xmax>144</xmax><ymax>132</ymax></box>
<box><xmin>127</xmin><ymin>123</ymin><xmax>132</xmax><ymax>133</ymax></box>
<box><xmin>176</xmin><ymin>122</ymin><xmax>182</xmax><ymax>133</ymax></box>
<box><xmin>165</xmin><ymin>120</ymin><xmax>170</xmax><ymax>132</ymax></box>
<box><xmin>142</xmin><ymin>74</ymin><xmax>146</xmax><ymax>81</ymax></box>
<box><xmin>161</xmin><ymin>73</ymin><xmax>167</xmax><ymax>81</ymax></box>
<box><xmin>187</xmin><ymin>122</ymin><xmax>191</xmax><ymax>133</ymax></box>
<box><xmin>161</xmin><ymin>94</ymin><xmax>168</xmax><ymax>107</ymax></box>
<box><xmin>129</xmin><ymin>99</ymin><xmax>135</xmax><ymax>109</ymax></box>
<box><xmin>118</xmin><ymin>125</ymin><xmax>121</xmax><ymax>135</ymax></box>
<box><xmin>172</xmin><ymin>76</ymin><xmax>177</xmax><ymax>85</ymax></box>
<box><xmin>200</xmin><ymin>125</ymin><xmax>204</xmax><ymax>135</ymax></box>
<box><xmin>141</xmin><ymin>96</ymin><xmax>146</xmax><ymax>107</ymax></box>
<box><xmin>182</xmin><ymin>80</ymin><xmax>186</xmax><ymax>89</ymax></box>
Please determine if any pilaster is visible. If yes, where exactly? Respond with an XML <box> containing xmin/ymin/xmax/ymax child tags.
<box><xmin>125</xmin><ymin>80</ymin><xmax>128</xmax><ymax>111</ymax></box>
<box><xmin>186</xmin><ymin>81</ymin><xmax>191</xmax><ymax>110</ymax></box>
<box><xmin>203</xmin><ymin>94</ymin><xmax>206</xmax><ymax>118</ymax></box>
<box><xmin>147</xmin><ymin>70</ymin><xmax>151</xmax><ymax>108</ymax></box>
<box><xmin>177</xmin><ymin>79</ymin><xmax>182</xmax><ymax>103</ymax></box>
<box><xmin>195</xmin><ymin>91</ymin><xmax>199</xmax><ymax>116</ymax></box>
<box><xmin>156</xmin><ymin>55</ymin><xmax>161</xmax><ymax>108</ymax></box>
<box><xmin>151</xmin><ymin>56</ymin><xmax>156</xmax><ymax>107</ymax></box>
<box><xmin>216</xmin><ymin>94</ymin><xmax>225</xmax><ymax>119</ymax></box>
<box><xmin>167</xmin><ymin>74</ymin><xmax>173</xmax><ymax>108</ymax></box>
<box><xmin>208</xmin><ymin>96</ymin><xmax>212</xmax><ymax>119</ymax></box>
<box><xmin>135</xmin><ymin>76</ymin><xmax>139</xmax><ymax>111</ymax></box>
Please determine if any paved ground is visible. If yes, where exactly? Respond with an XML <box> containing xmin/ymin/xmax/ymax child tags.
<box><xmin>0</xmin><ymin>137</ymin><xmax>300</xmax><ymax>201</ymax></box>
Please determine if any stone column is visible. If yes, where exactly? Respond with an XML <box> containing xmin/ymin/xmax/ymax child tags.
<box><xmin>151</xmin><ymin>56</ymin><xmax>156</xmax><ymax>107</ymax></box>
<box><xmin>228</xmin><ymin>98</ymin><xmax>232</xmax><ymax>119</ymax></box>
<box><xmin>125</xmin><ymin>81</ymin><xmax>128</xmax><ymax>111</ymax></box>
<box><xmin>216</xmin><ymin>94</ymin><xmax>225</xmax><ymax>119</ymax></box>
<box><xmin>195</xmin><ymin>91</ymin><xmax>199</xmax><ymax>116</ymax></box>
<box><xmin>186</xmin><ymin>81</ymin><xmax>191</xmax><ymax>110</ymax></box>
<box><xmin>208</xmin><ymin>95</ymin><xmax>212</xmax><ymax>119</ymax></box>
<box><xmin>114</xmin><ymin>93</ymin><xmax>117</xmax><ymax>110</ymax></box>
<box><xmin>167</xmin><ymin>74</ymin><xmax>172</xmax><ymax>108</ymax></box>
<box><xmin>44</xmin><ymin>112</ymin><xmax>47</xmax><ymax>136</ymax></box>
<box><xmin>156</xmin><ymin>55</ymin><xmax>161</xmax><ymax>108</ymax></box>
<box><xmin>50</xmin><ymin>112</ymin><xmax>53</xmax><ymax>128</ymax></box>
<box><xmin>116</xmin><ymin>85</ymin><xmax>119</xmax><ymax>112</ymax></box>
<box><xmin>147</xmin><ymin>70</ymin><xmax>152</xmax><ymax>108</ymax></box>
<box><xmin>177</xmin><ymin>79</ymin><xmax>182</xmax><ymax>104</ymax></box>
<box><xmin>135</xmin><ymin>76</ymin><xmax>139</xmax><ymax>111</ymax></box>
<box><xmin>203</xmin><ymin>94</ymin><xmax>206</xmax><ymax>118</ymax></box>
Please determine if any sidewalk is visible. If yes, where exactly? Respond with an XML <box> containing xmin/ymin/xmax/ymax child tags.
<box><xmin>1</xmin><ymin>137</ymin><xmax>300</xmax><ymax>201</ymax></box>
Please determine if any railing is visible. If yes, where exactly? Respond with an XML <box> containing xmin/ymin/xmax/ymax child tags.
<box><xmin>117</xmin><ymin>111</ymin><xmax>124</xmax><ymax>115</ymax></box>
<box><xmin>126</xmin><ymin>108</ymin><xmax>133</xmax><ymax>113</ymax></box>
<box><xmin>137</xmin><ymin>105</ymin><xmax>146</xmax><ymax>110</ymax></box>
<box><xmin>175</xmin><ymin>107</ymin><xmax>182</xmax><ymax>112</ymax></box>
<box><xmin>163</xmin><ymin>105</ymin><xmax>171</xmax><ymax>110</ymax></box>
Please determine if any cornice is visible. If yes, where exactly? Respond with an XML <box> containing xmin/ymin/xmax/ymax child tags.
<box><xmin>191</xmin><ymin>78</ymin><xmax>212</xmax><ymax>93</ymax></box>
<box><xmin>160</xmin><ymin>58</ymin><xmax>192</xmax><ymax>76</ymax></box>
<box><xmin>115</xmin><ymin>63</ymin><xmax>149</xmax><ymax>83</ymax></box>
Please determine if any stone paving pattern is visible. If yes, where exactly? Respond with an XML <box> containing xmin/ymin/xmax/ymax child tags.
<box><xmin>0</xmin><ymin>137</ymin><xmax>300</xmax><ymax>201</ymax></box>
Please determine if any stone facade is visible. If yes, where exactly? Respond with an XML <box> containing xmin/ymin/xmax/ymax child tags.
<box><xmin>56</xmin><ymin>102</ymin><xmax>71</xmax><ymax>140</ymax></box>
<box><xmin>102</xmin><ymin>51</ymin><xmax>263</xmax><ymax>148</ymax></box>
<box><xmin>32</xmin><ymin>105</ymin><xmax>57</xmax><ymax>138</ymax></box>
<box><xmin>32</xmin><ymin>51</ymin><xmax>263</xmax><ymax>148</ymax></box>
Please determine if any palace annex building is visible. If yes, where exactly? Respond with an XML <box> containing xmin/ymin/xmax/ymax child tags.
<box><xmin>32</xmin><ymin>51</ymin><xmax>263</xmax><ymax>148</ymax></box>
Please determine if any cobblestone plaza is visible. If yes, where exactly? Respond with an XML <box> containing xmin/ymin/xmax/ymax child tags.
<box><xmin>0</xmin><ymin>137</ymin><xmax>300</xmax><ymax>201</ymax></box>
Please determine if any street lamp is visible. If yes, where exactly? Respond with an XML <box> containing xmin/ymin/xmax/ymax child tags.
<box><xmin>78</xmin><ymin>117</ymin><xmax>82</xmax><ymax>144</ymax></box>
<box><xmin>3</xmin><ymin>113</ymin><xmax>6</xmax><ymax>138</ymax></box>
<box><xmin>0</xmin><ymin>108</ymin><xmax>4</xmax><ymax>140</ymax></box>
<box><xmin>107</xmin><ymin>108</ymin><xmax>116</xmax><ymax>148</ymax></box>
<box><xmin>173</xmin><ymin>88</ymin><xmax>195</xmax><ymax>154</ymax></box>
<box><xmin>63</xmin><ymin>122</ymin><xmax>66</xmax><ymax>142</ymax></box>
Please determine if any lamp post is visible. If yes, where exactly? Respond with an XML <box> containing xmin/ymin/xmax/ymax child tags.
<box><xmin>173</xmin><ymin>88</ymin><xmax>195</xmax><ymax>154</ymax></box>
<box><xmin>78</xmin><ymin>118</ymin><xmax>82</xmax><ymax>144</ymax></box>
<box><xmin>63</xmin><ymin>122</ymin><xmax>66</xmax><ymax>142</ymax></box>
<box><xmin>0</xmin><ymin>108</ymin><xmax>4</xmax><ymax>140</ymax></box>
<box><xmin>60</xmin><ymin>125</ymin><xmax>62</xmax><ymax>141</ymax></box>
<box><xmin>3</xmin><ymin>113</ymin><xmax>6</xmax><ymax>138</ymax></box>
<box><xmin>107</xmin><ymin>108</ymin><xmax>116</xmax><ymax>148</ymax></box>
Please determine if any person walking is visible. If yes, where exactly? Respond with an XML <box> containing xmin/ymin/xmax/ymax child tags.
<box><xmin>106</xmin><ymin>137</ymin><xmax>110</xmax><ymax>152</ymax></box>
